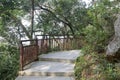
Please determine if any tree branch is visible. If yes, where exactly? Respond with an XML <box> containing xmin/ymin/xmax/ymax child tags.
<box><xmin>38</xmin><ymin>5</ymin><xmax>75</xmax><ymax>35</ymax></box>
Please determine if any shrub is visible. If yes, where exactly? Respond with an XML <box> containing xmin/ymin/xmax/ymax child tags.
<box><xmin>0</xmin><ymin>44</ymin><xmax>19</xmax><ymax>80</ymax></box>
<box><xmin>82</xmin><ymin>25</ymin><xmax>109</xmax><ymax>53</ymax></box>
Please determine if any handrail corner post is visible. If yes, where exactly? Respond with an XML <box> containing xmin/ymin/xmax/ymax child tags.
<box><xmin>20</xmin><ymin>41</ymin><xmax>23</xmax><ymax>71</ymax></box>
<box><xmin>35</xmin><ymin>37</ymin><xmax>39</xmax><ymax>59</ymax></box>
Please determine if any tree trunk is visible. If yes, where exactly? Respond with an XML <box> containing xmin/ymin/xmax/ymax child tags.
<box><xmin>31</xmin><ymin>0</ymin><xmax>34</xmax><ymax>39</ymax></box>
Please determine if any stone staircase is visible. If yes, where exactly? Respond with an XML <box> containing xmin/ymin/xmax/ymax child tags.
<box><xmin>16</xmin><ymin>50</ymin><xmax>81</xmax><ymax>80</ymax></box>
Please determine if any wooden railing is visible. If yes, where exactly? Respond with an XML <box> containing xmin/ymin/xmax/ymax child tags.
<box><xmin>36</xmin><ymin>35</ymin><xmax>81</xmax><ymax>53</ymax></box>
<box><xmin>20</xmin><ymin>38</ymin><xmax>39</xmax><ymax>70</ymax></box>
<box><xmin>20</xmin><ymin>35</ymin><xmax>81</xmax><ymax>70</ymax></box>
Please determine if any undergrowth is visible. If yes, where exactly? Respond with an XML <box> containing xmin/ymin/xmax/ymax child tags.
<box><xmin>75</xmin><ymin>51</ymin><xmax>120</xmax><ymax>80</ymax></box>
<box><xmin>74</xmin><ymin>25</ymin><xmax>120</xmax><ymax>80</ymax></box>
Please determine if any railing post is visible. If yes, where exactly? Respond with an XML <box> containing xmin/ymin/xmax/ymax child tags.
<box><xmin>20</xmin><ymin>41</ymin><xmax>23</xmax><ymax>71</ymax></box>
<box><xmin>49</xmin><ymin>35</ymin><xmax>51</xmax><ymax>51</ymax></box>
<box><xmin>35</xmin><ymin>37</ymin><xmax>39</xmax><ymax>60</ymax></box>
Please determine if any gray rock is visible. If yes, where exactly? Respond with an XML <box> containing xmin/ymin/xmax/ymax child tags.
<box><xmin>106</xmin><ymin>15</ymin><xmax>120</xmax><ymax>55</ymax></box>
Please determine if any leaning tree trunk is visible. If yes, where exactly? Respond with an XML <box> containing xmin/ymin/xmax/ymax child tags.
<box><xmin>106</xmin><ymin>15</ymin><xmax>120</xmax><ymax>56</ymax></box>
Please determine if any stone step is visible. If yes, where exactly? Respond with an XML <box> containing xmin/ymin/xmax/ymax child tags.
<box><xmin>39</xmin><ymin>50</ymin><xmax>81</xmax><ymax>63</ymax></box>
<box><xmin>39</xmin><ymin>57</ymin><xmax>75</xmax><ymax>63</ymax></box>
<box><xmin>19</xmin><ymin>61</ymin><xmax>74</xmax><ymax>77</ymax></box>
<box><xmin>15</xmin><ymin>76</ymin><xmax>74</xmax><ymax>80</ymax></box>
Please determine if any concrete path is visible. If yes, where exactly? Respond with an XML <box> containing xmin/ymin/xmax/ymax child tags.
<box><xmin>16</xmin><ymin>50</ymin><xmax>81</xmax><ymax>80</ymax></box>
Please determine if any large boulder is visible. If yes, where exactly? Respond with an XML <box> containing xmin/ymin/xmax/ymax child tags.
<box><xmin>106</xmin><ymin>15</ymin><xmax>120</xmax><ymax>56</ymax></box>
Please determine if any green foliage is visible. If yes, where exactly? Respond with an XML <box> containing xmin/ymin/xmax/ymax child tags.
<box><xmin>82</xmin><ymin>25</ymin><xmax>109</xmax><ymax>53</ymax></box>
<box><xmin>0</xmin><ymin>44</ymin><xmax>19</xmax><ymax>80</ymax></box>
<box><xmin>87</xmin><ymin>0</ymin><xmax>119</xmax><ymax>33</ymax></box>
<box><xmin>37</xmin><ymin>0</ymin><xmax>88</xmax><ymax>35</ymax></box>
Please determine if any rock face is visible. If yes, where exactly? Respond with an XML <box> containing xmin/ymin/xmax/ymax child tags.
<box><xmin>106</xmin><ymin>15</ymin><xmax>120</xmax><ymax>56</ymax></box>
